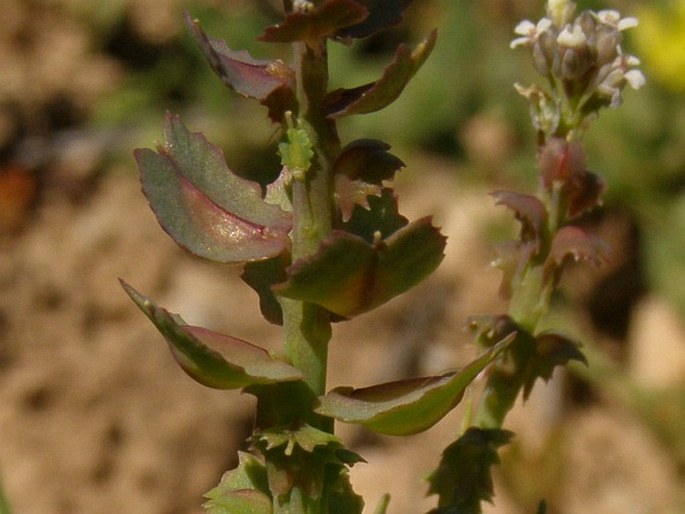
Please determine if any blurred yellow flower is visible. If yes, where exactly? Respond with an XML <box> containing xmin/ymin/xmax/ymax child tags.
<box><xmin>636</xmin><ymin>1</ymin><xmax>685</xmax><ymax>92</ymax></box>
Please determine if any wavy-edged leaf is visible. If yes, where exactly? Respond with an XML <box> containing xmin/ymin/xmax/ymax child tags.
<box><xmin>315</xmin><ymin>337</ymin><xmax>512</xmax><ymax>435</ymax></box>
<box><xmin>340</xmin><ymin>187</ymin><xmax>408</xmax><ymax>243</ymax></box>
<box><xmin>204</xmin><ymin>451</ymin><xmax>272</xmax><ymax>514</ymax></box>
<box><xmin>260</xmin><ymin>0</ymin><xmax>368</xmax><ymax>44</ymax></box>
<box><xmin>470</xmin><ymin>315</ymin><xmax>587</xmax><ymax>400</ymax></box>
<box><xmin>325</xmin><ymin>30</ymin><xmax>437</xmax><ymax>118</ymax></box>
<box><xmin>335</xmin><ymin>174</ymin><xmax>382</xmax><ymax>222</ymax></box>
<box><xmin>185</xmin><ymin>12</ymin><xmax>295</xmax><ymax>122</ymax></box>
<box><xmin>523</xmin><ymin>331</ymin><xmax>587</xmax><ymax>398</ymax></box>
<box><xmin>134</xmin><ymin>113</ymin><xmax>291</xmax><ymax>263</ymax></box>
<box><xmin>426</xmin><ymin>427</ymin><xmax>514</xmax><ymax>513</ymax></box>
<box><xmin>492</xmin><ymin>190</ymin><xmax>548</xmax><ymax>247</ymax></box>
<box><xmin>333</xmin><ymin>140</ymin><xmax>404</xmax><ymax>221</ymax></box>
<box><xmin>121</xmin><ymin>280</ymin><xmax>303</xmax><ymax>389</ymax></box>
<box><xmin>564</xmin><ymin>169</ymin><xmax>606</xmax><ymax>218</ymax></box>
<box><xmin>547</xmin><ymin>225</ymin><xmax>608</xmax><ymax>272</ymax></box>
<box><xmin>335</xmin><ymin>0</ymin><xmax>414</xmax><ymax>39</ymax></box>
<box><xmin>334</xmin><ymin>139</ymin><xmax>405</xmax><ymax>184</ymax></box>
<box><xmin>274</xmin><ymin>217</ymin><xmax>445</xmax><ymax>318</ymax></box>
<box><xmin>252</xmin><ymin>424</ymin><xmax>364</xmax><ymax>500</ymax></box>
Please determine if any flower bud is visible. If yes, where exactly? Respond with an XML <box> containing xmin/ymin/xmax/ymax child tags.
<box><xmin>595</xmin><ymin>26</ymin><xmax>620</xmax><ymax>65</ymax></box>
<box><xmin>547</xmin><ymin>0</ymin><xmax>576</xmax><ymax>28</ymax></box>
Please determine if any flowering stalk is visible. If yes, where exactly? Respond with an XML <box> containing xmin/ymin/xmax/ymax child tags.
<box><xmin>474</xmin><ymin>0</ymin><xmax>644</xmax><ymax>430</ymax></box>
<box><xmin>427</xmin><ymin>1</ymin><xmax>644</xmax><ymax>511</ymax></box>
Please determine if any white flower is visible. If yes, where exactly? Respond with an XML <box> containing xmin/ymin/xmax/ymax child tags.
<box><xmin>557</xmin><ymin>24</ymin><xmax>587</xmax><ymax>48</ymax></box>
<box><xmin>624</xmin><ymin>69</ymin><xmax>646</xmax><ymax>90</ymax></box>
<box><xmin>510</xmin><ymin>18</ymin><xmax>552</xmax><ymax>49</ymax></box>
<box><xmin>595</xmin><ymin>9</ymin><xmax>638</xmax><ymax>31</ymax></box>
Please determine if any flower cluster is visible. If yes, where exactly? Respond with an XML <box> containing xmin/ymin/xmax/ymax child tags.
<box><xmin>511</xmin><ymin>0</ymin><xmax>645</xmax><ymax>137</ymax></box>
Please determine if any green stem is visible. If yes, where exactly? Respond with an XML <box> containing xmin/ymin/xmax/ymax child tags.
<box><xmin>0</xmin><ymin>474</ymin><xmax>10</xmax><ymax>514</ymax></box>
<box><xmin>282</xmin><ymin>40</ymin><xmax>338</xmax><ymax>401</ymax></box>
<box><xmin>475</xmin><ymin>222</ymin><xmax>555</xmax><ymax>428</ymax></box>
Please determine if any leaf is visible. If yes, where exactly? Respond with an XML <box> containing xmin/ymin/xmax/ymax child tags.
<box><xmin>256</xmin><ymin>424</ymin><xmax>362</xmax><ymax>459</ymax></box>
<box><xmin>274</xmin><ymin>218</ymin><xmax>446</xmax><ymax>318</ymax></box>
<box><xmin>315</xmin><ymin>338</ymin><xmax>512</xmax><ymax>435</ymax></box>
<box><xmin>426</xmin><ymin>427</ymin><xmax>514</xmax><ymax>513</ymax></box>
<box><xmin>325</xmin><ymin>30</ymin><xmax>437</xmax><ymax>117</ymax></box>
<box><xmin>564</xmin><ymin>169</ymin><xmax>606</xmax><ymax>218</ymax></box>
<box><xmin>523</xmin><ymin>332</ymin><xmax>587</xmax><ymax>398</ymax></box>
<box><xmin>333</xmin><ymin>139</ymin><xmax>405</xmax><ymax>220</ymax></box>
<box><xmin>335</xmin><ymin>0</ymin><xmax>415</xmax><ymax>39</ymax></box>
<box><xmin>335</xmin><ymin>174</ymin><xmax>382</xmax><ymax>222</ymax></box>
<box><xmin>491</xmin><ymin>190</ymin><xmax>548</xmax><ymax>247</ymax></box>
<box><xmin>470</xmin><ymin>315</ymin><xmax>587</xmax><ymax>400</ymax></box>
<box><xmin>134</xmin><ymin>113</ymin><xmax>291</xmax><ymax>263</ymax></box>
<box><xmin>241</xmin><ymin>254</ymin><xmax>289</xmax><ymax>325</ymax></box>
<box><xmin>546</xmin><ymin>225</ymin><xmax>608</xmax><ymax>275</ymax></box>
<box><xmin>252</xmin><ymin>424</ymin><xmax>364</xmax><ymax>500</ymax></box>
<box><xmin>340</xmin><ymin>188</ymin><xmax>408</xmax><ymax>244</ymax></box>
<box><xmin>334</xmin><ymin>139</ymin><xmax>405</xmax><ymax>184</ymax></box>
<box><xmin>204</xmin><ymin>451</ymin><xmax>272</xmax><ymax>514</ymax></box>
<box><xmin>121</xmin><ymin>280</ymin><xmax>303</xmax><ymax>389</ymax></box>
<box><xmin>260</xmin><ymin>0</ymin><xmax>368</xmax><ymax>44</ymax></box>
<box><xmin>185</xmin><ymin>12</ymin><xmax>295</xmax><ymax>122</ymax></box>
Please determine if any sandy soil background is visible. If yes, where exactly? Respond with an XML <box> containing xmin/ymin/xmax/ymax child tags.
<box><xmin>1</xmin><ymin>1</ymin><xmax>684</xmax><ymax>513</ymax></box>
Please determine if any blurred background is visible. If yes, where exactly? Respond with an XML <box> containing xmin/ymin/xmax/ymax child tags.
<box><xmin>0</xmin><ymin>0</ymin><xmax>684</xmax><ymax>512</ymax></box>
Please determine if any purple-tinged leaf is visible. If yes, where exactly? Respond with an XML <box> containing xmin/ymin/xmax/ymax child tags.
<box><xmin>121</xmin><ymin>280</ymin><xmax>303</xmax><ymax>389</ymax></box>
<box><xmin>490</xmin><ymin>240</ymin><xmax>538</xmax><ymax>299</ymax></box>
<box><xmin>325</xmin><ymin>30</ymin><xmax>437</xmax><ymax>118</ymax></box>
<box><xmin>334</xmin><ymin>139</ymin><xmax>405</xmax><ymax>184</ymax></box>
<box><xmin>274</xmin><ymin>218</ymin><xmax>446</xmax><ymax>318</ymax></box>
<box><xmin>335</xmin><ymin>0</ymin><xmax>415</xmax><ymax>40</ymax></box>
<box><xmin>134</xmin><ymin>113</ymin><xmax>291</xmax><ymax>263</ymax></box>
<box><xmin>547</xmin><ymin>225</ymin><xmax>608</xmax><ymax>270</ymax></box>
<box><xmin>315</xmin><ymin>337</ymin><xmax>512</xmax><ymax>435</ymax></box>
<box><xmin>470</xmin><ymin>315</ymin><xmax>588</xmax><ymax>401</ymax></box>
<box><xmin>335</xmin><ymin>174</ymin><xmax>382</xmax><ymax>222</ymax></box>
<box><xmin>522</xmin><ymin>332</ymin><xmax>587</xmax><ymax>398</ymax></box>
<box><xmin>491</xmin><ymin>190</ymin><xmax>548</xmax><ymax>247</ymax></box>
<box><xmin>538</xmin><ymin>137</ymin><xmax>586</xmax><ymax>190</ymax></box>
<box><xmin>260</xmin><ymin>0</ymin><xmax>368</xmax><ymax>44</ymax></box>
<box><xmin>564</xmin><ymin>169</ymin><xmax>606</xmax><ymax>218</ymax></box>
<box><xmin>185</xmin><ymin>12</ymin><xmax>295</xmax><ymax>122</ymax></box>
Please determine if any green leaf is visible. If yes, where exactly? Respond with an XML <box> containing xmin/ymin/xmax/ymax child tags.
<box><xmin>315</xmin><ymin>338</ymin><xmax>512</xmax><ymax>435</ymax></box>
<box><xmin>260</xmin><ymin>0</ymin><xmax>368</xmax><ymax>44</ymax></box>
<box><xmin>340</xmin><ymin>188</ymin><xmax>408</xmax><ymax>243</ymax></box>
<box><xmin>325</xmin><ymin>30</ymin><xmax>437</xmax><ymax>118</ymax></box>
<box><xmin>204</xmin><ymin>451</ymin><xmax>272</xmax><ymax>514</ymax></box>
<box><xmin>426</xmin><ymin>427</ymin><xmax>514</xmax><ymax>514</ymax></box>
<box><xmin>134</xmin><ymin>113</ymin><xmax>291</xmax><ymax>263</ymax></box>
<box><xmin>274</xmin><ymin>218</ymin><xmax>446</xmax><ymax>318</ymax></box>
<box><xmin>252</xmin><ymin>424</ymin><xmax>364</xmax><ymax>500</ymax></box>
<box><xmin>121</xmin><ymin>280</ymin><xmax>303</xmax><ymax>389</ymax></box>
